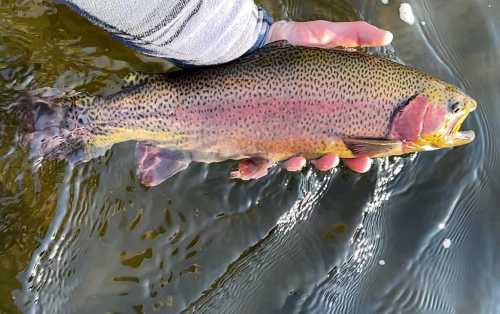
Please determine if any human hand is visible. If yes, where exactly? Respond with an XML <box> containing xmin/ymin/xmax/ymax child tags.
<box><xmin>267</xmin><ymin>20</ymin><xmax>393</xmax><ymax>48</ymax></box>
<box><xmin>268</xmin><ymin>20</ymin><xmax>393</xmax><ymax>174</ymax></box>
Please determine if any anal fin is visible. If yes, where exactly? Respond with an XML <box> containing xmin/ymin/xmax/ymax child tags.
<box><xmin>136</xmin><ymin>142</ymin><xmax>191</xmax><ymax>187</ymax></box>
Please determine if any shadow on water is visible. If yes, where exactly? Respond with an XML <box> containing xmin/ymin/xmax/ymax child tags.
<box><xmin>0</xmin><ymin>0</ymin><xmax>499</xmax><ymax>313</ymax></box>
<box><xmin>13</xmin><ymin>143</ymin><xmax>386</xmax><ymax>313</ymax></box>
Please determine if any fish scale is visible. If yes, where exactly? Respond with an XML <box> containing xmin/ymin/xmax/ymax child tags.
<box><xmin>18</xmin><ymin>41</ymin><xmax>476</xmax><ymax>179</ymax></box>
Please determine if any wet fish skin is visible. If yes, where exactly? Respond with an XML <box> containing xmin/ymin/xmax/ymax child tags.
<box><xmin>18</xmin><ymin>42</ymin><xmax>476</xmax><ymax>168</ymax></box>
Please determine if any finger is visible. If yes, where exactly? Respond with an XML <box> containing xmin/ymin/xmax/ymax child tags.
<box><xmin>269</xmin><ymin>20</ymin><xmax>393</xmax><ymax>48</ymax></box>
<box><xmin>343</xmin><ymin>156</ymin><xmax>373</xmax><ymax>173</ymax></box>
<box><xmin>312</xmin><ymin>154</ymin><xmax>340</xmax><ymax>171</ymax></box>
<box><xmin>231</xmin><ymin>158</ymin><xmax>273</xmax><ymax>180</ymax></box>
<box><xmin>283</xmin><ymin>156</ymin><xmax>307</xmax><ymax>171</ymax></box>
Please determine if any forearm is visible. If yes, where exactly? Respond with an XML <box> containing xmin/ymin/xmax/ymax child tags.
<box><xmin>58</xmin><ymin>0</ymin><xmax>272</xmax><ymax>66</ymax></box>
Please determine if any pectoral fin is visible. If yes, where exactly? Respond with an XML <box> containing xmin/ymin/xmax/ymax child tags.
<box><xmin>344</xmin><ymin>138</ymin><xmax>403</xmax><ymax>157</ymax></box>
<box><xmin>136</xmin><ymin>142</ymin><xmax>191</xmax><ymax>187</ymax></box>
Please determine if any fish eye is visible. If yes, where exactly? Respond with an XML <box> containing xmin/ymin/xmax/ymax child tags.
<box><xmin>449</xmin><ymin>101</ymin><xmax>464</xmax><ymax>114</ymax></box>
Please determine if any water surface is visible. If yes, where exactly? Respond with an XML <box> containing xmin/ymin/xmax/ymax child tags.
<box><xmin>0</xmin><ymin>0</ymin><xmax>499</xmax><ymax>313</ymax></box>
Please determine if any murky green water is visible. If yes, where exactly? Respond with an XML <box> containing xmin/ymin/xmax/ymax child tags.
<box><xmin>1</xmin><ymin>0</ymin><xmax>499</xmax><ymax>313</ymax></box>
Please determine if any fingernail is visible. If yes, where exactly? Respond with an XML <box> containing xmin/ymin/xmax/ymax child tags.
<box><xmin>382</xmin><ymin>31</ymin><xmax>394</xmax><ymax>45</ymax></box>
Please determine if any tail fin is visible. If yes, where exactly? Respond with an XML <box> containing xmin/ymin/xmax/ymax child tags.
<box><xmin>14</xmin><ymin>94</ymin><xmax>64</xmax><ymax>132</ymax></box>
<box><xmin>13</xmin><ymin>93</ymin><xmax>86</xmax><ymax>167</ymax></box>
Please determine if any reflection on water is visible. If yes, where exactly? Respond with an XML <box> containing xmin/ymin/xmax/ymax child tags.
<box><xmin>1</xmin><ymin>0</ymin><xmax>499</xmax><ymax>313</ymax></box>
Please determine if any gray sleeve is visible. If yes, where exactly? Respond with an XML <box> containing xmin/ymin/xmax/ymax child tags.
<box><xmin>58</xmin><ymin>0</ymin><xmax>273</xmax><ymax>66</ymax></box>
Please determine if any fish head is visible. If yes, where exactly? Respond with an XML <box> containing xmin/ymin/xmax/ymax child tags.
<box><xmin>390</xmin><ymin>80</ymin><xmax>476</xmax><ymax>152</ymax></box>
<box><xmin>418</xmin><ymin>82</ymin><xmax>477</xmax><ymax>149</ymax></box>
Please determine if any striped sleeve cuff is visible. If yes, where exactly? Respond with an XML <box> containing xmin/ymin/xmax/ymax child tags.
<box><xmin>170</xmin><ymin>7</ymin><xmax>273</xmax><ymax>69</ymax></box>
<box><xmin>245</xmin><ymin>7</ymin><xmax>274</xmax><ymax>55</ymax></box>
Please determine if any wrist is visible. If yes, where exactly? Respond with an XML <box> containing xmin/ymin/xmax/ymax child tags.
<box><xmin>266</xmin><ymin>20</ymin><xmax>295</xmax><ymax>44</ymax></box>
<box><xmin>244</xmin><ymin>7</ymin><xmax>274</xmax><ymax>54</ymax></box>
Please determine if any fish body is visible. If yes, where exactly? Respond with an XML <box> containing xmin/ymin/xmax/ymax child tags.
<box><xmin>18</xmin><ymin>42</ymin><xmax>476</xmax><ymax>184</ymax></box>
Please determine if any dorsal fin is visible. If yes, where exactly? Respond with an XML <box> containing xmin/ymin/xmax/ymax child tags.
<box><xmin>233</xmin><ymin>41</ymin><xmax>358</xmax><ymax>66</ymax></box>
<box><xmin>97</xmin><ymin>72</ymin><xmax>170</xmax><ymax>96</ymax></box>
<box><xmin>231</xmin><ymin>40</ymin><xmax>295</xmax><ymax>65</ymax></box>
<box><xmin>64</xmin><ymin>92</ymin><xmax>96</xmax><ymax>108</ymax></box>
<box><xmin>121</xmin><ymin>72</ymin><xmax>167</xmax><ymax>88</ymax></box>
<box><xmin>261</xmin><ymin>40</ymin><xmax>292</xmax><ymax>49</ymax></box>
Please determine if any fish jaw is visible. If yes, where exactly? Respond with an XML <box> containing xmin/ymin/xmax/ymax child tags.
<box><xmin>419</xmin><ymin>96</ymin><xmax>476</xmax><ymax>149</ymax></box>
<box><xmin>403</xmin><ymin>129</ymin><xmax>475</xmax><ymax>153</ymax></box>
<box><xmin>443</xmin><ymin>130</ymin><xmax>476</xmax><ymax>147</ymax></box>
<box><xmin>439</xmin><ymin>101</ymin><xmax>476</xmax><ymax>148</ymax></box>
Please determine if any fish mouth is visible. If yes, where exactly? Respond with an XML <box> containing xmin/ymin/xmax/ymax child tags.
<box><xmin>413</xmin><ymin>100</ymin><xmax>476</xmax><ymax>151</ymax></box>
<box><xmin>443</xmin><ymin>130</ymin><xmax>475</xmax><ymax>147</ymax></box>
<box><xmin>443</xmin><ymin>99</ymin><xmax>476</xmax><ymax>147</ymax></box>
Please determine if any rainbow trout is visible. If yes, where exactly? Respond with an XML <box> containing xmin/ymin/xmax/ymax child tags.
<box><xmin>17</xmin><ymin>41</ymin><xmax>476</xmax><ymax>186</ymax></box>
